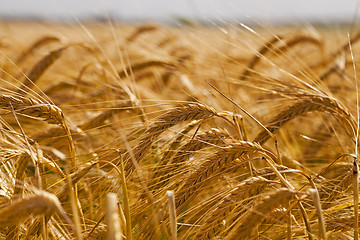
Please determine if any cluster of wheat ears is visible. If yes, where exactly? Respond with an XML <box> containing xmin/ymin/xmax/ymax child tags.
<box><xmin>1</xmin><ymin>20</ymin><xmax>360</xmax><ymax>239</ymax></box>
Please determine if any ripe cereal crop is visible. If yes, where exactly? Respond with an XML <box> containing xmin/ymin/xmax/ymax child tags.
<box><xmin>0</xmin><ymin>19</ymin><xmax>360</xmax><ymax>239</ymax></box>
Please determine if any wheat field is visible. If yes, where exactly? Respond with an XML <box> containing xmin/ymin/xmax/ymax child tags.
<box><xmin>0</xmin><ymin>20</ymin><xmax>359</xmax><ymax>239</ymax></box>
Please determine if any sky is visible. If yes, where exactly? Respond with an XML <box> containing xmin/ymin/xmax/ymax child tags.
<box><xmin>0</xmin><ymin>0</ymin><xmax>359</xmax><ymax>24</ymax></box>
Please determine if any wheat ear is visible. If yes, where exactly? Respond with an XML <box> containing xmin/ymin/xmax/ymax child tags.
<box><xmin>13</xmin><ymin>153</ymin><xmax>31</xmax><ymax>196</ymax></box>
<box><xmin>170</xmin><ymin>128</ymin><xmax>230</xmax><ymax>167</ymax></box>
<box><xmin>80</xmin><ymin>102</ymin><xmax>133</xmax><ymax>130</ymax></box>
<box><xmin>57</xmin><ymin>161</ymin><xmax>97</xmax><ymax>201</ymax></box>
<box><xmin>0</xmin><ymin>93</ymin><xmax>63</xmax><ymax>124</ymax></box>
<box><xmin>331</xmin><ymin>30</ymin><xmax>360</xmax><ymax>59</ymax></box>
<box><xmin>241</xmin><ymin>33</ymin><xmax>322</xmax><ymax>80</ymax></box>
<box><xmin>16</xmin><ymin>35</ymin><xmax>61</xmax><ymax>64</ymax></box>
<box><xmin>160</xmin><ymin>119</ymin><xmax>200</xmax><ymax>165</ymax></box>
<box><xmin>126</xmin><ymin>102</ymin><xmax>219</xmax><ymax>172</ymax></box>
<box><xmin>270</xmin><ymin>33</ymin><xmax>323</xmax><ymax>59</ymax></box>
<box><xmin>326</xmin><ymin>214</ymin><xmax>360</xmax><ymax>232</ymax></box>
<box><xmin>254</xmin><ymin>94</ymin><xmax>355</xmax><ymax>144</ymax></box>
<box><xmin>0</xmin><ymin>93</ymin><xmax>77</xmax><ymax>168</ymax></box>
<box><xmin>0</xmin><ymin>190</ymin><xmax>70</xmax><ymax>228</ymax></box>
<box><xmin>225</xmin><ymin>188</ymin><xmax>298</xmax><ymax>239</ymax></box>
<box><xmin>176</xmin><ymin>141</ymin><xmax>276</xmax><ymax>211</ymax></box>
<box><xmin>17</xmin><ymin>47</ymin><xmax>66</xmax><ymax>95</ymax></box>
<box><xmin>241</xmin><ymin>35</ymin><xmax>283</xmax><ymax>80</ymax></box>
<box><xmin>118</xmin><ymin>60</ymin><xmax>175</xmax><ymax>79</ymax></box>
<box><xmin>152</xmin><ymin>128</ymin><xmax>229</xmax><ymax>190</ymax></box>
<box><xmin>196</xmin><ymin>176</ymin><xmax>271</xmax><ymax>239</ymax></box>
<box><xmin>126</xmin><ymin>24</ymin><xmax>158</xmax><ymax>42</ymax></box>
